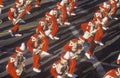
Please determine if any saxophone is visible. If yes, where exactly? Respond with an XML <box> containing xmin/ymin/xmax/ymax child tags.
<box><xmin>33</xmin><ymin>42</ymin><xmax>44</xmax><ymax>55</ymax></box>
<box><xmin>13</xmin><ymin>7</ymin><xmax>25</xmax><ymax>25</ymax></box>
<box><xmin>15</xmin><ymin>55</ymin><xmax>25</xmax><ymax>76</ymax></box>
<box><xmin>25</xmin><ymin>0</ymin><xmax>32</xmax><ymax>5</ymax></box>
<box><xmin>13</xmin><ymin>12</ymin><xmax>23</xmax><ymax>25</ymax></box>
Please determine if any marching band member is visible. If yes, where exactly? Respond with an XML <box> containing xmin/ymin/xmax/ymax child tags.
<box><xmin>27</xmin><ymin>33</ymin><xmax>50</xmax><ymax>72</ymax></box>
<box><xmin>8</xmin><ymin>5</ymin><xmax>26</xmax><ymax>37</ymax></box>
<box><xmin>56</xmin><ymin>1</ymin><xmax>70</xmax><ymax>25</ymax></box>
<box><xmin>50</xmin><ymin>55</ymin><xmax>68</xmax><ymax>78</ymax></box>
<box><xmin>81</xmin><ymin>20</ymin><xmax>97</xmax><ymax>59</ymax></box>
<box><xmin>93</xmin><ymin>10</ymin><xmax>106</xmax><ymax>45</ymax></box>
<box><xmin>63</xmin><ymin>38</ymin><xmax>85</xmax><ymax>77</ymax></box>
<box><xmin>99</xmin><ymin>1</ymin><xmax>111</xmax><ymax>30</ymax></box>
<box><xmin>63</xmin><ymin>38</ymin><xmax>78</xmax><ymax>78</ymax></box>
<box><xmin>27</xmin><ymin>33</ymin><xmax>42</xmax><ymax>73</ymax></box>
<box><xmin>36</xmin><ymin>18</ymin><xmax>50</xmax><ymax>55</ymax></box>
<box><xmin>45</xmin><ymin>11</ymin><xmax>59</xmax><ymax>40</ymax></box>
<box><xmin>103</xmin><ymin>68</ymin><xmax>120</xmax><ymax>78</ymax></box>
<box><xmin>6</xmin><ymin>43</ymin><xmax>26</xmax><ymax>78</ymax></box>
<box><xmin>8</xmin><ymin>6</ymin><xmax>21</xmax><ymax>36</ymax></box>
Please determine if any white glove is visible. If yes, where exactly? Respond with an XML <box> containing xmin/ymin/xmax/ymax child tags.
<box><xmin>33</xmin><ymin>48</ymin><xmax>37</xmax><ymax>52</ymax></box>
<box><xmin>64</xmin><ymin>51</ymin><xmax>71</xmax><ymax>60</ymax></box>
<box><xmin>57</xmin><ymin>75</ymin><xmax>62</xmax><ymax>78</ymax></box>
<box><xmin>16</xmin><ymin>69</ymin><xmax>20</xmax><ymax>74</ymax></box>
<box><xmin>67</xmin><ymin>73</ymin><xmax>73</xmax><ymax>77</ymax></box>
<box><xmin>13</xmin><ymin>18</ymin><xmax>16</xmax><ymax>22</ymax></box>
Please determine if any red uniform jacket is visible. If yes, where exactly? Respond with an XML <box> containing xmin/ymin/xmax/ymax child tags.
<box><xmin>27</xmin><ymin>34</ymin><xmax>41</xmax><ymax>69</ymax></box>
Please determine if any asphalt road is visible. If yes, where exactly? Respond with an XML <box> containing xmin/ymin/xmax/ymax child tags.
<box><xmin>0</xmin><ymin>0</ymin><xmax>120</xmax><ymax>78</ymax></box>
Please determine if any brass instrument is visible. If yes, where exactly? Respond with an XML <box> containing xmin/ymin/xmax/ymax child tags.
<box><xmin>47</xmin><ymin>21</ymin><xmax>52</xmax><ymax>30</ymax></box>
<box><xmin>25</xmin><ymin>0</ymin><xmax>32</xmax><ymax>5</ymax></box>
<box><xmin>33</xmin><ymin>43</ymin><xmax>44</xmax><ymax>55</ymax></box>
<box><xmin>89</xmin><ymin>28</ymin><xmax>98</xmax><ymax>36</ymax></box>
<box><xmin>13</xmin><ymin>12</ymin><xmax>23</xmax><ymax>25</ymax></box>
<box><xmin>15</xmin><ymin>55</ymin><xmax>25</xmax><ymax>76</ymax></box>
<box><xmin>17</xmin><ymin>63</ymin><xmax>24</xmax><ymax>76</ymax></box>
<box><xmin>84</xmin><ymin>26</ymin><xmax>98</xmax><ymax>39</ymax></box>
<box><xmin>72</xmin><ymin>46</ymin><xmax>85</xmax><ymax>59</ymax></box>
<box><xmin>13</xmin><ymin>7</ymin><xmax>25</xmax><ymax>24</ymax></box>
